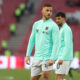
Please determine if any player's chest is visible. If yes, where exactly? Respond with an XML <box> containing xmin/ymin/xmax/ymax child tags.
<box><xmin>35</xmin><ymin>24</ymin><xmax>52</xmax><ymax>35</ymax></box>
<box><xmin>59</xmin><ymin>29</ymin><xmax>64</xmax><ymax>42</ymax></box>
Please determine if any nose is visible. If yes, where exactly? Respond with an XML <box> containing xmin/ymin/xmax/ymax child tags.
<box><xmin>48</xmin><ymin>11</ymin><xmax>51</xmax><ymax>14</ymax></box>
<box><xmin>48</xmin><ymin>12</ymin><xmax>51</xmax><ymax>16</ymax></box>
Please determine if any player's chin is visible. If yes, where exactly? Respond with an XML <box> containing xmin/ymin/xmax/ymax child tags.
<box><xmin>57</xmin><ymin>23</ymin><xmax>60</xmax><ymax>26</ymax></box>
<box><xmin>46</xmin><ymin>16</ymin><xmax>51</xmax><ymax>19</ymax></box>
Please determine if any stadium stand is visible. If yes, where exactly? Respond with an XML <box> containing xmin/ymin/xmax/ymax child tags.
<box><xmin>0</xmin><ymin>0</ymin><xmax>26</xmax><ymax>54</ymax></box>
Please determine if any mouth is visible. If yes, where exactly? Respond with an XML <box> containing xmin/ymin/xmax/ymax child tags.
<box><xmin>47</xmin><ymin>14</ymin><xmax>50</xmax><ymax>16</ymax></box>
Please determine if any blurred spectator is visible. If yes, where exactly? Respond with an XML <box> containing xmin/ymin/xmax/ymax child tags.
<box><xmin>4</xmin><ymin>49</ymin><xmax>11</xmax><ymax>56</ymax></box>
<box><xmin>9</xmin><ymin>24</ymin><xmax>16</xmax><ymax>36</ymax></box>
<box><xmin>66</xmin><ymin>0</ymin><xmax>75</xmax><ymax>6</ymax></box>
<box><xmin>19</xmin><ymin>3</ymin><xmax>26</xmax><ymax>15</ymax></box>
<box><xmin>67</xmin><ymin>17</ymin><xmax>78</xmax><ymax>24</ymax></box>
<box><xmin>14</xmin><ymin>8</ymin><xmax>21</xmax><ymax>22</ymax></box>
<box><xmin>0</xmin><ymin>0</ymin><xmax>3</xmax><ymax>5</ymax></box>
<box><xmin>66</xmin><ymin>0</ymin><xmax>80</xmax><ymax>6</ymax></box>
<box><xmin>25</xmin><ymin>1</ymin><xmax>34</xmax><ymax>14</ymax></box>
<box><xmin>1</xmin><ymin>40</ymin><xmax>7</xmax><ymax>50</ymax></box>
<box><xmin>66</xmin><ymin>11</ymin><xmax>80</xmax><ymax>24</ymax></box>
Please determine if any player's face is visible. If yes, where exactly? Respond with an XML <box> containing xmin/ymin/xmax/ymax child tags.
<box><xmin>42</xmin><ymin>7</ymin><xmax>53</xmax><ymax>19</ymax></box>
<box><xmin>56</xmin><ymin>16</ymin><xmax>64</xmax><ymax>26</ymax></box>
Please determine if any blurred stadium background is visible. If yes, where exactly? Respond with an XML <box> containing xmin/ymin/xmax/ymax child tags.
<box><xmin>0</xmin><ymin>0</ymin><xmax>80</xmax><ymax>80</ymax></box>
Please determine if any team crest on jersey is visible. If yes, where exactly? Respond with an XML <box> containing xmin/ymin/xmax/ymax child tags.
<box><xmin>45</xmin><ymin>26</ymin><xmax>49</xmax><ymax>30</ymax></box>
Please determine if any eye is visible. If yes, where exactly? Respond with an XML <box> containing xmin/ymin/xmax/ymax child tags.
<box><xmin>50</xmin><ymin>10</ymin><xmax>52</xmax><ymax>12</ymax></box>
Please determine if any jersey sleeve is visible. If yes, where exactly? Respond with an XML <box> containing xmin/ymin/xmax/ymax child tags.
<box><xmin>26</xmin><ymin>22</ymin><xmax>36</xmax><ymax>56</ymax></box>
<box><xmin>58</xmin><ymin>28</ymin><xmax>72</xmax><ymax>60</ymax></box>
<box><xmin>50</xmin><ymin>24</ymin><xmax>59</xmax><ymax>60</ymax></box>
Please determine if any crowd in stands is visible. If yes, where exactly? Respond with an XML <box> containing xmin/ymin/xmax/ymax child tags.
<box><xmin>66</xmin><ymin>0</ymin><xmax>80</xmax><ymax>6</ymax></box>
<box><xmin>0</xmin><ymin>0</ymin><xmax>35</xmax><ymax>56</ymax></box>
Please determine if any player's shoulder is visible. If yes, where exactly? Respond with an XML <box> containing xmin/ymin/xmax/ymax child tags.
<box><xmin>51</xmin><ymin>19</ymin><xmax>58</xmax><ymax>27</ymax></box>
<box><xmin>50</xmin><ymin>19</ymin><xmax>59</xmax><ymax>30</ymax></box>
<box><xmin>33</xmin><ymin>19</ymin><xmax>42</xmax><ymax>25</ymax></box>
<box><xmin>50</xmin><ymin>19</ymin><xmax>57</xmax><ymax>25</ymax></box>
<box><xmin>32</xmin><ymin>20</ymin><xmax>42</xmax><ymax>29</ymax></box>
<box><xmin>64</xmin><ymin>23</ymin><xmax>72</xmax><ymax>32</ymax></box>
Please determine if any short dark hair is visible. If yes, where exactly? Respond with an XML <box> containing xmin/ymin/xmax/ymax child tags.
<box><xmin>55</xmin><ymin>12</ymin><xmax>66</xmax><ymax>18</ymax></box>
<box><xmin>43</xmin><ymin>3</ymin><xmax>52</xmax><ymax>8</ymax></box>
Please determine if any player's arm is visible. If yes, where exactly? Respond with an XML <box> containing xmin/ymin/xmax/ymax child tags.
<box><xmin>26</xmin><ymin>23</ymin><xmax>36</xmax><ymax>64</ymax></box>
<box><xmin>48</xmin><ymin>24</ymin><xmax>59</xmax><ymax>65</ymax></box>
<box><xmin>50</xmin><ymin>24</ymin><xmax>59</xmax><ymax>60</ymax></box>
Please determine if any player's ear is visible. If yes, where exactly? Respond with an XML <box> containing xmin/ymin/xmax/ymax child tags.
<box><xmin>41</xmin><ymin>8</ymin><xmax>43</xmax><ymax>14</ymax></box>
<box><xmin>63</xmin><ymin>18</ymin><xmax>66</xmax><ymax>22</ymax></box>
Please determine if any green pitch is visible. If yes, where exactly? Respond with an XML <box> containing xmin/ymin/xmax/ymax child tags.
<box><xmin>0</xmin><ymin>69</ymin><xmax>80</xmax><ymax>80</ymax></box>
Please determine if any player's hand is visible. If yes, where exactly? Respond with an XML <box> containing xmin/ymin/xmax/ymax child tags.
<box><xmin>48</xmin><ymin>60</ymin><xmax>55</xmax><ymax>66</ymax></box>
<box><xmin>58</xmin><ymin>60</ymin><xmax>63</xmax><ymax>65</ymax></box>
<box><xmin>25</xmin><ymin>56</ymin><xmax>30</xmax><ymax>65</ymax></box>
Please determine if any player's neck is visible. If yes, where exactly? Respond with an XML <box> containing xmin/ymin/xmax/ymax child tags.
<box><xmin>62</xmin><ymin>21</ymin><xmax>66</xmax><ymax>25</ymax></box>
<box><xmin>42</xmin><ymin>17</ymin><xmax>50</xmax><ymax>21</ymax></box>
<box><xmin>60</xmin><ymin>22</ymin><xmax>66</xmax><ymax>28</ymax></box>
